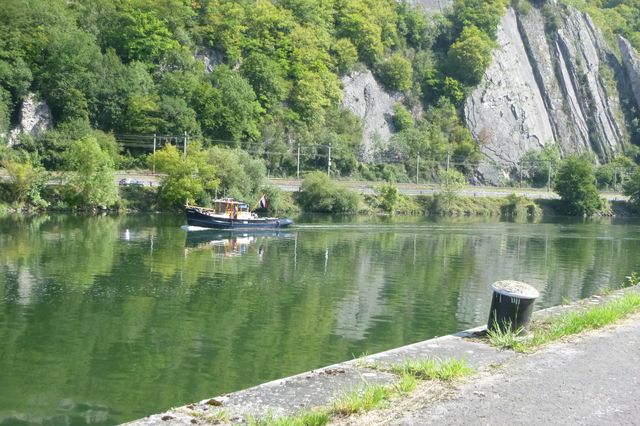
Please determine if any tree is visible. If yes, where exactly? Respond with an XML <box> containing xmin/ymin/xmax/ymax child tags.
<box><xmin>297</xmin><ymin>171</ymin><xmax>360</xmax><ymax>213</ymax></box>
<box><xmin>377</xmin><ymin>54</ymin><xmax>414</xmax><ymax>92</ymax></box>
<box><xmin>148</xmin><ymin>142</ymin><xmax>219</xmax><ymax>207</ymax></box>
<box><xmin>64</xmin><ymin>136</ymin><xmax>118</xmax><ymax>209</ymax></box>
<box><xmin>208</xmin><ymin>146</ymin><xmax>266</xmax><ymax>200</ymax></box>
<box><xmin>623</xmin><ymin>168</ymin><xmax>640</xmax><ymax>210</ymax></box>
<box><xmin>447</xmin><ymin>25</ymin><xmax>494</xmax><ymax>86</ymax></box>
<box><xmin>376</xmin><ymin>181</ymin><xmax>400</xmax><ymax>214</ymax></box>
<box><xmin>554</xmin><ymin>155</ymin><xmax>604</xmax><ymax>216</ymax></box>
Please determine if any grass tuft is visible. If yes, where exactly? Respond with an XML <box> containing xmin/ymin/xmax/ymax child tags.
<box><xmin>247</xmin><ymin>409</ymin><xmax>330</xmax><ymax>426</ymax></box>
<box><xmin>390</xmin><ymin>357</ymin><xmax>474</xmax><ymax>382</ymax></box>
<box><xmin>331</xmin><ymin>383</ymin><xmax>392</xmax><ymax>416</ymax></box>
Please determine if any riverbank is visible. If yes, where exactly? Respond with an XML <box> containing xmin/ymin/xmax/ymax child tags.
<box><xmin>126</xmin><ymin>285</ymin><xmax>640</xmax><ymax>425</ymax></box>
<box><xmin>1</xmin><ymin>187</ymin><xmax>636</xmax><ymax>218</ymax></box>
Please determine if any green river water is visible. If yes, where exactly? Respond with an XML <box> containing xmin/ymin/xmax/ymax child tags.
<box><xmin>1</xmin><ymin>213</ymin><xmax>639</xmax><ymax>424</ymax></box>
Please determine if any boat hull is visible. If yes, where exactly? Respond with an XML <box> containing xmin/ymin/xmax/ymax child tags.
<box><xmin>186</xmin><ymin>207</ymin><xmax>293</xmax><ymax>230</ymax></box>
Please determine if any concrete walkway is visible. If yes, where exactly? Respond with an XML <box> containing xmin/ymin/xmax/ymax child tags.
<box><xmin>358</xmin><ymin>313</ymin><xmax>640</xmax><ymax>425</ymax></box>
<box><xmin>126</xmin><ymin>289</ymin><xmax>640</xmax><ymax>425</ymax></box>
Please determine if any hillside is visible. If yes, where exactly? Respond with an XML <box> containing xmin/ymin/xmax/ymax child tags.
<box><xmin>1</xmin><ymin>0</ymin><xmax>639</xmax><ymax>184</ymax></box>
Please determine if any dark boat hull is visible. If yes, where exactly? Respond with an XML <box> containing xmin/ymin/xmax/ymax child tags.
<box><xmin>186</xmin><ymin>207</ymin><xmax>293</xmax><ymax>230</ymax></box>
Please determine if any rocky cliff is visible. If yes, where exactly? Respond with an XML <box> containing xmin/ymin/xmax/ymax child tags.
<box><xmin>465</xmin><ymin>4</ymin><xmax>628</xmax><ymax>183</ymax></box>
<box><xmin>342</xmin><ymin>3</ymin><xmax>637</xmax><ymax>184</ymax></box>
<box><xmin>8</xmin><ymin>93</ymin><xmax>53</xmax><ymax>147</ymax></box>
<box><xmin>342</xmin><ymin>70</ymin><xmax>400</xmax><ymax>162</ymax></box>
<box><xmin>619</xmin><ymin>36</ymin><xmax>640</xmax><ymax>113</ymax></box>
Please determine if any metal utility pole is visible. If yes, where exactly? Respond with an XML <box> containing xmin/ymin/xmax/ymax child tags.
<box><xmin>416</xmin><ymin>154</ymin><xmax>420</xmax><ymax>184</ymax></box>
<box><xmin>153</xmin><ymin>134</ymin><xmax>157</xmax><ymax>174</ymax></box>
<box><xmin>547</xmin><ymin>160</ymin><xmax>551</xmax><ymax>192</ymax></box>
<box><xmin>327</xmin><ymin>144</ymin><xmax>332</xmax><ymax>176</ymax></box>
<box><xmin>183</xmin><ymin>131</ymin><xmax>188</xmax><ymax>158</ymax></box>
<box><xmin>297</xmin><ymin>144</ymin><xmax>300</xmax><ymax>179</ymax></box>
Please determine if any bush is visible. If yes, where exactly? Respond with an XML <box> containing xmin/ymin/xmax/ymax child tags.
<box><xmin>297</xmin><ymin>171</ymin><xmax>361</xmax><ymax>213</ymax></box>
<box><xmin>376</xmin><ymin>181</ymin><xmax>400</xmax><ymax>214</ymax></box>
<box><xmin>377</xmin><ymin>54</ymin><xmax>413</xmax><ymax>92</ymax></box>
<box><xmin>554</xmin><ymin>155</ymin><xmax>604</xmax><ymax>216</ymax></box>
<box><xmin>624</xmin><ymin>168</ymin><xmax>640</xmax><ymax>211</ymax></box>
<box><xmin>500</xmin><ymin>194</ymin><xmax>540</xmax><ymax>217</ymax></box>
<box><xmin>63</xmin><ymin>137</ymin><xmax>118</xmax><ymax>209</ymax></box>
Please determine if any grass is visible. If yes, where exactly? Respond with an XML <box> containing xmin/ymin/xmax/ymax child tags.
<box><xmin>331</xmin><ymin>383</ymin><xmax>393</xmax><ymax>415</ymax></box>
<box><xmin>247</xmin><ymin>410</ymin><xmax>330</xmax><ymax>426</ymax></box>
<box><xmin>248</xmin><ymin>357</ymin><xmax>473</xmax><ymax>425</ymax></box>
<box><xmin>389</xmin><ymin>358</ymin><xmax>474</xmax><ymax>382</ymax></box>
<box><xmin>488</xmin><ymin>292</ymin><xmax>640</xmax><ymax>352</ymax></box>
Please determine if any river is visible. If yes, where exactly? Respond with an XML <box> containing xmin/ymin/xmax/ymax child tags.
<box><xmin>1</xmin><ymin>213</ymin><xmax>639</xmax><ymax>424</ymax></box>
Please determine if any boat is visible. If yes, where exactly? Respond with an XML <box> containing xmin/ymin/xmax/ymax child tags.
<box><xmin>185</xmin><ymin>197</ymin><xmax>293</xmax><ymax>230</ymax></box>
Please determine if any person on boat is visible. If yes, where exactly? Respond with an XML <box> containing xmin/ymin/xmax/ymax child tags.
<box><xmin>233</xmin><ymin>204</ymin><xmax>238</xmax><ymax>219</ymax></box>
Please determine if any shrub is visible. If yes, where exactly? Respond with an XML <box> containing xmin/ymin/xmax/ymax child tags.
<box><xmin>297</xmin><ymin>171</ymin><xmax>360</xmax><ymax>213</ymax></box>
<box><xmin>554</xmin><ymin>155</ymin><xmax>604</xmax><ymax>216</ymax></box>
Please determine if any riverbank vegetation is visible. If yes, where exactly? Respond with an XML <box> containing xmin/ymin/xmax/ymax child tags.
<box><xmin>487</xmin><ymin>289</ymin><xmax>640</xmax><ymax>353</ymax></box>
<box><xmin>1</xmin><ymin>1</ymin><xmax>639</xmax><ymax>217</ymax></box>
<box><xmin>246</xmin><ymin>357</ymin><xmax>473</xmax><ymax>426</ymax></box>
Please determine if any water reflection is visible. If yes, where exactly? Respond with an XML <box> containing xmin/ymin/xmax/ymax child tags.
<box><xmin>184</xmin><ymin>230</ymin><xmax>294</xmax><ymax>259</ymax></box>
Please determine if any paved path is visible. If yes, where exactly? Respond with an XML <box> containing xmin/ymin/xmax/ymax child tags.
<box><xmin>391</xmin><ymin>317</ymin><xmax>640</xmax><ymax>425</ymax></box>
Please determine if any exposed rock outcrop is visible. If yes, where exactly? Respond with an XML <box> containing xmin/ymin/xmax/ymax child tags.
<box><xmin>8</xmin><ymin>93</ymin><xmax>53</xmax><ymax>146</ymax></box>
<box><xmin>465</xmin><ymin>5</ymin><xmax>627</xmax><ymax>183</ymax></box>
<box><xmin>194</xmin><ymin>48</ymin><xmax>224</xmax><ymax>73</ymax></box>
<box><xmin>403</xmin><ymin>0</ymin><xmax>452</xmax><ymax>13</ymax></box>
<box><xmin>619</xmin><ymin>36</ymin><xmax>640</xmax><ymax>112</ymax></box>
<box><xmin>342</xmin><ymin>70</ymin><xmax>399</xmax><ymax>162</ymax></box>
<box><xmin>465</xmin><ymin>8</ymin><xmax>555</xmax><ymax>183</ymax></box>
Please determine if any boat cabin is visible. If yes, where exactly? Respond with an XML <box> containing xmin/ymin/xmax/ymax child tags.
<box><xmin>188</xmin><ymin>198</ymin><xmax>256</xmax><ymax>220</ymax></box>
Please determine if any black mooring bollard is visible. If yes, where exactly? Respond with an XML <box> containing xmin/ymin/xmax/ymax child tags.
<box><xmin>487</xmin><ymin>280</ymin><xmax>539</xmax><ymax>333</ymax></box>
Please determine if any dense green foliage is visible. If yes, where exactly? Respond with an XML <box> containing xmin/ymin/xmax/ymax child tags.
<box><xmin>297</xmin><ymin>171</ymin><xmax>361</xmax><ymax>213</ymax></box>
<box><xmin>554</xmin><ymin>155</ymin><xmax>604</xmax><ymax>216</ymax></box>
<box><xmin>0</xmin><ymin>0</ymin><xmax>510</xmax><ymax>184</ymax></box>
<box><xmin>63</xmin><ymin>137</ymin><xmax>119</xmax><ymax>208</ymax></box>
<box><xmin>148</xmin><ymin>142</ymin><xmax>218</xmax><ymax>207</ymax></box>
<box><xmin>562</xmin><ymin>0</ymin><xmax>640</xmax><ymax>50</ymax></box>
<box><xmin>623</xmin><ymin>168</ymin><xmax>640</xmax><ymax>210</ymax></box>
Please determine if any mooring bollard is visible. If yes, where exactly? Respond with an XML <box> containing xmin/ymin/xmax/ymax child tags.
<box><xmin>487</xmin><ymin>280</ymin><xmax>539</xmax><ymax>333</ymax></box>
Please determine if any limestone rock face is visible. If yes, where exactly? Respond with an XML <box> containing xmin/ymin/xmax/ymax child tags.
<box><xmin>194</xmin><ymin>48</ymin><xmax>224</xmax><ymax>73</ymax></box>
<box><xmin>403</xmin><ymin>0</ymin><xmax>452</xmax><ymax>13</ymax></box>
<box><xmin>619</xmin><ymin>36</ymin><xmax>640</xmax><ymax>112</ymax></box>
<box><xmin>465</xmin><ymin>5</ymin><xmax>627</xmax><ymax>183</ymax></box>
<box><xmin>342</xmin><ymin>70</ymin><xmax>399</xmax><ymax>162</ymax></box>
<box><xmin>8</xmin><ymin>93</ymin><xmax>53</xmax><ymax>146</ymax></box>
<box><xmin>465</xmin><ymin>8</ymin><xmax>555</xmax><ymax>182</ymax></box>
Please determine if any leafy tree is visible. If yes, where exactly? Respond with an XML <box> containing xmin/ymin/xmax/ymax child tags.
<box><xmin>376</xmin><ymin>181</ymin><xmax>400</xmax><ymax>214</ymax></box>
<box><xmin>377</xmin><ymin>54</ymin><xmax>413</xmax><ymax>92</ymax></box>
<box><xmin>105</xmin><ymin>8</ymin><xmax>179</xmax><ymax>64</ymax></box>
<box><xmin>0</xmin><ymin>88</ymin><xmax>10</xmax><ymax>136</ymax></box>
<box><xmin>199</xmin><ymin>0</ymin><xmax>247</xmax><ymax>63</ymax></box>
<box><xmin>392</xmin><ymin>103</ymin><xmax>414</xmax><ymax>132</ymax></box>
<box><xmin>208</xmin><ymin>65</ymin><xmax>262</xmax><ymax>141</ymax></box>
<box><xmin>452</xmin><ymin>0</ymin><xmax>507</xmax><ymax>39</ymax></box>
<box><xmin>447</xmin><ymin>25</ymin><xmax>494</xmax><ymax>86</ymax></box>
<box><xmin>148</xmin><ymin>142</ymin><xmax>219</xmax><ymax>207</ymax></box>
<box><xmin>297</xmin><ymin>171</ymin><xmax>360</xmax><ymax>213</ymax></box>
<box><xmin>208</xmin><ymin>146</ymin><xmax>266</xmax><ymax>200</ymax></box>
<box><xmin>520</xmin><ymin>144</ymin><xmax>561</xmax><ymax>188</ymax></box>
<box><xmin>331</xmin><ymin>38</ymin><xmax>359</xmax><ymax>75</ymax></box>
<box><xmin>1</xmin><ymin>159</ymin><xmax>48</xmax><ymax>206</ymax></box>
<box><xmin>554</xmin><ymin>155</ymin><xmax>604</xmax><ymax>216</ymax></box>
<box><xmin>624</xmin><ymin>168</ymin><xmax>640</xmax><ymax>210</ymax></box>
<box><xmin>63</xmin><ymin>136</ymin><xmax>118</xmax><ymax>208</ymax></box>
<box><xmin>240</xmin><ymin>52</ymin><xmax>290</xmax><ymax>109</ymax></box>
